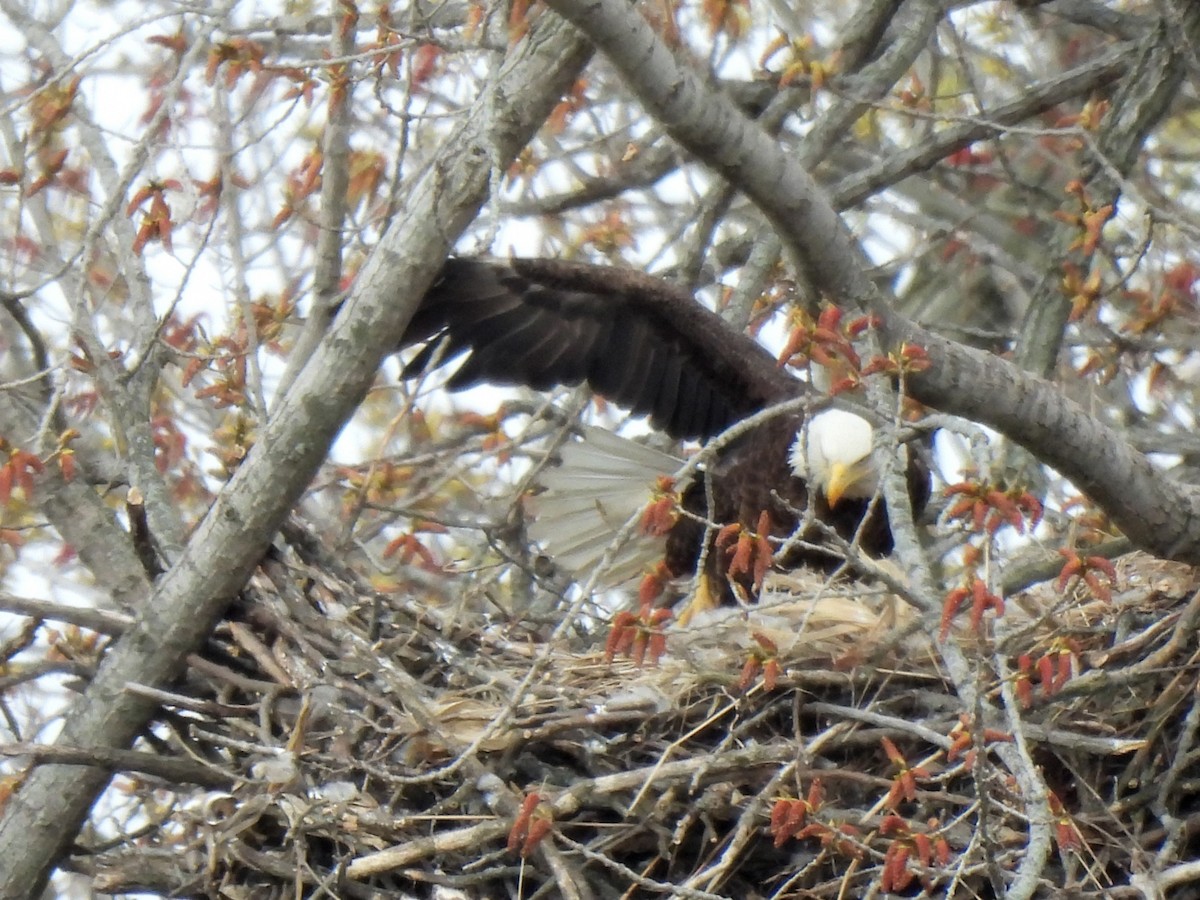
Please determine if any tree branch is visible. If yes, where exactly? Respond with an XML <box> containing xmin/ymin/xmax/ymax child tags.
<box><xmin>536</xmin><ymin>0</ymin><xmax>1200</xmax><ymax>563</ymax></box>
<box><xmin>0</xmin><ymin>16</ymin><xmax>592</xmax><ymax>897</ymax></box>
<box><xmin>1013</xmin><ymin>14</ymin><xmax>1190</xmax><ymax>379</ymax></box>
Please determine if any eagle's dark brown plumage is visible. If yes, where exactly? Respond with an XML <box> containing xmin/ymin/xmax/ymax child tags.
<box><xmin>402</xmin><ymin>257</ymin><xmax>928</xmax><ymax>602</ymax></box>
<box><xmin>402</xmin><ymin>258</ymin><xmax>797</xmax><ymax>439</ymax></box>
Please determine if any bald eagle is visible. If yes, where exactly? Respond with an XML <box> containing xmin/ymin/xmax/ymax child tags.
<box><xmin>401</xmin><ymin>257</ymin><xmax>929</xmax><ymax>608</ymax></box>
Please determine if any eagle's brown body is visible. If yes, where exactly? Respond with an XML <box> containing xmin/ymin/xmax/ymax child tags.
<box><xmin>402</xmin><ymin>257</ymin><xmax>928</xmax><ymax>595</ymax></box>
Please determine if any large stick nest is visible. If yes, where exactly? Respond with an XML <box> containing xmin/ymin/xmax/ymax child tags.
<box><xmin>67</xmin><ymin>519</ymin><xmax>1200</xmax><ymax>899</ymax></box>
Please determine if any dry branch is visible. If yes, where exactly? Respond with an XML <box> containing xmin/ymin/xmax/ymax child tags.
<box><xmin>538</xmin><ymin>0</ymin><xmax>1200</xmax><ymax>564</ymax></box>
<box><xmin>27</xmin><ymin>520</ymin><xmax>1200</xmax><ymax>899</ymax></box>
<box><xmin>0</xmin><ymin>15</ymin><xmax>594</xmax><ymax>896</ymax></box>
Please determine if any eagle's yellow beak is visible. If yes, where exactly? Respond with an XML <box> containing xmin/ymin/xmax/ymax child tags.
<box><xmin>825</xmin><ymin>461</ymin><xmax>860</xmax><ymax>508</ymax></box>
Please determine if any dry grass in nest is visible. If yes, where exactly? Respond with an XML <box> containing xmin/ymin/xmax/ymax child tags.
<box><xmin>72</xmin><ymin>521</ymin><xmax>1200</xmax><ymax>899</ymax></box>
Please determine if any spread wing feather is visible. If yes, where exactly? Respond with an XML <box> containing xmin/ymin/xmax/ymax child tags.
<box><xmin>529</xmin><ymin>426</ymin><xmax>689</xmax><ymax>588</ymax></box>
<box><xmin>403</xmin><ymin>257</ymin><xmax>799</xmax><ymax>440</ymax></box>
<box><xmin>652</xmin><ymin>353</ymin><xmax>683</xmax><ymax>428</ymax></box>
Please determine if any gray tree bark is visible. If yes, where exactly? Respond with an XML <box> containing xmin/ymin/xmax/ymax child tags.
<box><xmin>0</xmin><ymin>16</ymin><xmax>592</xmax><ymax>897</ymax></box>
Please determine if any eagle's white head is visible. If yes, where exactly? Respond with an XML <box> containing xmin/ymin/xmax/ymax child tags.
<box><xmin>789</xmin><ymin>409</ymin><xmax>879</xmax><ymax>507</ymax></box>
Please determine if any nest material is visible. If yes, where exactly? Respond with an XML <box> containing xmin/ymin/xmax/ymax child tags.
<box><xmin>70</xmin><ymin>520</ymin><xmax>1200</xmax><ymax>899</ymax></box>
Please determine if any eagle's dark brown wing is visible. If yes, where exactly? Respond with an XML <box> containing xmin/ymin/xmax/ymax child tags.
<box><xmin>402</xmin><ymin>257</ymin><xmax>799</xmax><ymax>441</ymax></box>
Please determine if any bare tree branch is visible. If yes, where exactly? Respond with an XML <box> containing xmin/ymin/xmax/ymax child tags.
<box><xmin>0</xmin><ymin>389</ymin><xmax>151</xmax><ymax>612</ymax></box>
<box><xmin>831</xmin><ymin>45</ymin><xmax>1130</xmax><ymax>209</ymax></box>
<box><xmin>275</xmin><ymin>12</ymin><xmax>358</xmax><ymax>404</ymax></box>
<box><xmin>1014</xmin><ymin>15</ymin><xmax>1190</xmax><ymax>378</ymax></box>
<box><xmin>537</xmin><ymin>0</ymin><xmax>1200</xmax><ymax>563</ymax></box>
<box><xmin>0</xmin><ymin>15</ymin><xmax>592</xmax><ymax>896</ymax></box>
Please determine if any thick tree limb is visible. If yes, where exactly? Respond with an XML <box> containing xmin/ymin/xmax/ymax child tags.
<box><xmin>0</xmin><ymin>18</ymin><xmax>592</xmax><ymax>898</ymax></box>
<box><xmin>537</xmin><ymin>0</ymin><xmax>1200</xmax><ymax>563</ymax></box>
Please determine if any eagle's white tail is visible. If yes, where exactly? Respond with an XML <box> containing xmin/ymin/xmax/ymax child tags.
<box><xmin>529</xmin><ymin>427</ymin><xmax>688</xmax><ymax>589</ymax></box>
